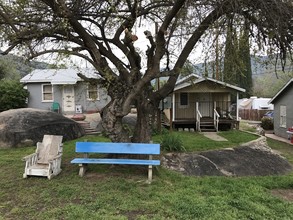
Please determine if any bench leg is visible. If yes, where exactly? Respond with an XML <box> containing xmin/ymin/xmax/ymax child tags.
<box><xmin>148</xmin><ymin>165</ymin><xmax>153</xmax><ymax>183</ymax></box>
<box><xmin>79</xmin><ymin>164</ymin><xmax>87</xmax><ymax>177</ymax></box>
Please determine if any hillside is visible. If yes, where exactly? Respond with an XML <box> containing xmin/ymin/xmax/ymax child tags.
<box><xmin>0</xmin><ymin>53</ymin><xmax>50</xmax><ymax>78</ymax></box>
<box><xmin>191</xmin><ymin>55</ymin><xmax>292</xmax><ymax>79</ymax></box>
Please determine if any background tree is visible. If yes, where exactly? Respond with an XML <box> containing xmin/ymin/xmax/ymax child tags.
<box><xmin>0</xmin><ymin>58</ymin><xmax>29</xmax><ymax>112</ymax></box>
<box><xmin>0</xmin><ymin>58</ymin><xmax>19</xmax><ymax>80</ymax></box>
<box><xmin>223</xmin><ymin>15</ymin><xmax>239</xmax><ymax>85</ymax></box>
<box><xmin>223</xmin><ymin>16</ymin><xmax>253</xmax><ymax>98</ymax></box>
<box><xmin>0</xmin><ymin>0</ymin><xmax>292</xmax><ymax>143</ymax></box>
<box><xmin>237</xmin><ymin>20</ymin><xmax>252</xmax><ymax>98</ymax></box>
<box><xmin>0</xmin><ymin>80</ymin><xmax>29</xmax><ymax>112</ymax></box>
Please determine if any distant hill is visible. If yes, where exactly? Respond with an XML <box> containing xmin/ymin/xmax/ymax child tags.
<box><xmin>190</xmin><ymin>55</ymin><xmax>292</xmax><ymax>79</ymax></box>
<box><xmin>0</xmin><ymin>53</ymin><xmax>50</xmax><ymax>78</ymax></box>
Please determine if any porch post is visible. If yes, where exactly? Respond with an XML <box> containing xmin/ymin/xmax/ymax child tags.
<box><xmin>172</xmin><ymin>93</ymin><xmax>175</xmax><ymax>124</ymax></box>
<box><xmin>236</xmin><ymin>92</ymin><xmax>239</xmax><ymax>120</ymax></box>
<box><xmin>214</xmin><ymin>101</ymin><xmax>217</xmax><ymax>115</ymax></box>
<box><xmin>196</xmin><ymin>102</ymin><xmax>199</xmax><ymax>131</ymax></box>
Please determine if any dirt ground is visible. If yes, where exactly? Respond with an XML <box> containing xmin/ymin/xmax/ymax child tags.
<box><xmin>271</xmin><ymin>189</ymin><xmax>293</xmax><ymax>202</ymax></box>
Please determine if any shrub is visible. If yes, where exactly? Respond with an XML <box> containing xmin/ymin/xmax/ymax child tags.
<box><xmin>0</xmin><ymin>80</ymin><xmax>29</xmax><ymax>112</ymax></box>
<box><xmin>160</xmin><ymin>133</ymin><xmax>186</xmax><ymax>152</ymax></box>
<box><xmin>152</xmin><ymin>126</ymin><xmax>169</xmax><ymax>136</ymax></box>
<box><xmin>261</xmin><ymin>117</ymin><xmax>274</xmax><ymax>130</ymax></box>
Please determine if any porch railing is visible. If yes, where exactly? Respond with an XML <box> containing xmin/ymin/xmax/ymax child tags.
<box><xmin>213</xmin><ymin>108</ymin><xmax>220</xmax><ymax>132</ymax></box>
<box><xmin>196</xmin><ymin>103</ymin><xmax>202</xmax><ymax>132</ymax></box>
<box><xmin>174</xmin><ymin>101</ymin><xmax>233</xmax><ymax>120</ymax></box>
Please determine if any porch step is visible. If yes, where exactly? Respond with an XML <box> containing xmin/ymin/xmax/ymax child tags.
<box><xmin>77</xmin><ymin>121</ymin><xmax>100</xmax><ymax>135</ymax></box>
<box><xmin>200</xmin><ymin>121</ymin><xmax>217</xmax><ymax>132</ymax></box>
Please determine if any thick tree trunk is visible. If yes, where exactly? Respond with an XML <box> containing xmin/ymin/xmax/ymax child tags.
<box><xmin>101</xmin><ymin>82</ymin><xmax>160</xmax><ymax>143</ymax></box>
<box><xmin>132</xmin><ymin>98</ymin><xmax>159</xmax><ymax>143</ymax></box>
<box><xmin>132</xmin><ymin>102</ymin><xmax>151</xmax><ymax>143</ymax></box>
<box><xmin>101</xmin><ymin>100</ymin><xmax>131</xmax><ymax>143</ymax></box>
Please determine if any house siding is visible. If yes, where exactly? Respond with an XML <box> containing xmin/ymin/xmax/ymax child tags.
<box><xmin>25</xmin><ymin>82</ymin><xmax>110</xmax><ymax>114</ymax></box>
<box><xmin>273</xmin><ymin>86</ymin><xmax>293</xmax><ymax>139</ymax></box>
<box><xmin>174</xmin><ymin>82</ymin><xmax>232</xmax><ymax>120</ymax></box>
<box><xmin>26</xmin><ymin>84</ymin><xmax>63</xmax><ymax>111</ymax></box>
<box><xmin>74</xmin><ymin>82</ymin><xmax>109</xmax><ymax>113</ymax></box>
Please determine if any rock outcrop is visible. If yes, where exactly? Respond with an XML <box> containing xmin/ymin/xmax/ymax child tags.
<box><xmin>162</xmin><ymin>136</ymin><xmax>293</xmax><ymax>176</ymax></box>
<box><xmin>0</xmin><ymin>108</ymin><xmax>85</xmax><ymax>148</ymax></box>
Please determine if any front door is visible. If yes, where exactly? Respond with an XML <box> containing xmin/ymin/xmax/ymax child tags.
<box><xmin>199</xmin><ymin>93</ymin><xmax>212</xmax><ymax>117</ymax></box>
<box><xmin>62</xmin><ymin>85</ymin><xmax>75</xmax><ymax>113</ymax></box>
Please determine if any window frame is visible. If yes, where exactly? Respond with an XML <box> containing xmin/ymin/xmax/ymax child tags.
<box><xmin>280</xmin><ymin>105</ymin><xmax>286</xmax><ymax>128</ymax></box>
<box><xmin>179</xmin><ymin>92</ymin><xmax>189</xmax><ymax>107</ymax></box>
<box><xmin>87</xmin><ymin>84</ymin><xmax>100</xmax><ymax>101</ymax></box>
<box><xmin>42</xmin><ymin>84</ymin><xmax>53</xmax><ymax>102</ymax></box>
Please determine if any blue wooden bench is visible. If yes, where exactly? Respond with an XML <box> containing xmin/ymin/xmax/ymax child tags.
<box><xmin>71</xmin><ymin>142</ymin><xmax>161</xmax><ymax>182</ymax></box>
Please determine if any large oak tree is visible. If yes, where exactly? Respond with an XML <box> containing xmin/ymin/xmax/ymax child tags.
<box><xmin>0</xmin><ymin>0</ymin><xmax>292</xmax><ymax>143</ymax></box>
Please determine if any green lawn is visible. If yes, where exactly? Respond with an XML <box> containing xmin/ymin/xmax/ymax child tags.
<box><xmin>0</xmin><ymin>130</ymin><xmax>293</xmax><ymax>219</ymax></box>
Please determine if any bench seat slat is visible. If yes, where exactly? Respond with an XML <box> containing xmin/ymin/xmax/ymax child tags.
<box><xmin>71</xmin><ymin>158</ymin><xmax>160</xmax><ymax>166</ymax></box>
<box><xmin>75</xmin><ymin>142</ymin><xmax>160</xmax><ymax>155</ymax></box>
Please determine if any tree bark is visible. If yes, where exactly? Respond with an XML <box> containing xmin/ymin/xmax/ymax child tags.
<box><xmin>101</xmin><ymin>100</ymin><xmax>131</xmax><ymax>143</ymax></box>
<box><xmin>132</xmin><ymin>99</ymin><xmax>153</xmax><ymax>143</ymax></box>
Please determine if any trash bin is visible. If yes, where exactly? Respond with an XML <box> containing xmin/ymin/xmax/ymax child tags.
<box><xmin>287</xmin><ymin>127</ymin><xmax>293</xmax><ymax>143</ymax></box>
<box><xmin>75</xmin><ymin>104</ymin><xmax>82</xmax><ymax>114</ymax></box>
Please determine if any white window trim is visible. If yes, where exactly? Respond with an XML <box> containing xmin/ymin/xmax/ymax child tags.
<box><xmin>280</xmin><ymin>105</ymin><xmax>286</xmax><ymax>128</ymax></box>
<box><xmin>42</xmin><ymin>84</ymin><xmax>53</xmax><ymax>102</ymax></box>
<box><xmin>87</xmin><ymin>84</ymin><xmax>100</xmax><ymax>101</ymax></box>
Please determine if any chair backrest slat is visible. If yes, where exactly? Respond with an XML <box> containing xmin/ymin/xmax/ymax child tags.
<box><xmin>37</xmin><ymin>135</ymin><xmax>63</xmax><ymax>164</ymax></box>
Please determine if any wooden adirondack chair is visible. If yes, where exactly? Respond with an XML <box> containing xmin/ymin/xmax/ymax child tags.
<box><xmin>23</xmin><ymin>135</ymin><xmax>63</xmax><ymax>180</ymax></box>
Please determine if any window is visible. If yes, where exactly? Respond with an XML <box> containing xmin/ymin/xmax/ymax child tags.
<box><xmin>180</xmin><ymin>92</ymin><xmax>188</xmax><ymax>106</ymax></box>
<box><xmin>87</xmin><ymin>84</ymin><xmax>100</xmax><ymax>100</ymax></box>
<box><xmin>42</xmin><ymin>84</ymin><xmax>53</xmax><ymax>101</ymax></box>
<box><xmin>280</xmin><ymin>105</ymin><xmax>286</xmax><ymax>128</ymax></box>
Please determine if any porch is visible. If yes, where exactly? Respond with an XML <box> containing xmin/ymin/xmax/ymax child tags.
<box><xmin>171</xmin><ymin>101</ymin><xmax>239</xmax><ymax>132</ymax></box>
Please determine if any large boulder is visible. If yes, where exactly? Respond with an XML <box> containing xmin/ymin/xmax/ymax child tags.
<box><xmin>162</xmin><ymin>137</ymin><xmax>293</xmax><ymax>176</ymax></box>
<box><xmin>0</xmin><ymin>108</ymin><xmax>85</xmax><ymax>148</ymax></box>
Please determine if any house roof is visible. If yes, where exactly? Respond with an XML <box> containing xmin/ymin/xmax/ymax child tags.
<box><xmin>174</xmin><ymin>73</ymin><xmax>246</xmax><ymax>92</ymax></box>
<box><xmin>20</xmin><ymin>69</ymin><xmax>100</xmax><ymax>85</ymax></box>
<box><xmin>269</xmin><ymin>78</ymin><xmax>293</xmax><ymax>104</ymax></box>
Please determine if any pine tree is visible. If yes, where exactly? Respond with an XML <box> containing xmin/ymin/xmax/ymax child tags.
<box><xmin>223</xmin><ymin>16</ymin><xmax>238</xmax><ymax>85</ymax></box>
<box><xmin>238</xmin><ymin>20</ymin><xmax>252</xmax><ymax>98</ymax></box>
<box><xmin>223</xmin><ymin>16</ymin><xmax>252</xmax><ymax>98</ymax></box>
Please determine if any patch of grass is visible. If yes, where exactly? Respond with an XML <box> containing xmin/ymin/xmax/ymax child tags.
<box><xmin>239</xmin><ymin>120</ymin><xmax>258</xmax><ymax>133</ymax></box>
<box><xmin>267</xmin><ymin>137</ymin><xmax>293</xmax><ymax>164</ymax></box>
<box><xmin>0</xmin><ymin>132</ymin><xmax>293</xmax><ymax>219</ymax></box>
<box><xmin>153</xmin><ymin>130</ymin><xmax>257</xmax><ymax>152</ymax></box>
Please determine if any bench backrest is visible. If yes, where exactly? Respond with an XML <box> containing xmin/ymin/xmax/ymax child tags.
<box><xmin>75</xmin><ymin>142</ymin><xmax>160</xmax><ymax>155</ymax></box>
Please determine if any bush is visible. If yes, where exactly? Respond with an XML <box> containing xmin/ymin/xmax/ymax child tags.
<box><xmin>160</xmin><ymin>133</ymin><xmax>186</xmax><ymax>152</ymax></box>
<box><xmin>152</xmin><ymin>126</ymin><xmax>169</xmax><ymax>136</ymax></box>
<box><xmin>0</xmin><ymin>80</ymin><xmax>29</xmax><ymax>112</ymax></box>
<box><xmin>261</xmin><ymin>117</ymin><xmax>274</xmax><ymax>130</ymax></box>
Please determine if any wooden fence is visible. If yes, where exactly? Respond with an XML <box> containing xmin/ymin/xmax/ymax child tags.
<box><xmin>239</xmin><ymin>109</ymin><xmax>269</xmax><ymax>121</ymax></box>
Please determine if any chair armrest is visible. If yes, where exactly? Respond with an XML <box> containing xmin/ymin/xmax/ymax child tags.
<box><xmin>22</xmin><ymin>153</ymin><xmax>38</xmax><ymax>161</ymax></box>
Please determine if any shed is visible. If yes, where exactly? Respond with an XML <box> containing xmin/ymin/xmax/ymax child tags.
<box><xmin>269</xmin><ymin>78</ymin><xmax>293</xmax><ymax>139</ymax></box>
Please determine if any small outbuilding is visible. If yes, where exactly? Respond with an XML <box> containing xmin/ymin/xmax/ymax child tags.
<box><xmin>269</xmin><ymin>78</ymin><xmax>293</xmax><ymax>139</ymax></box>
<box><xmin>168</xmin><ymin>74</ymin><xmax>246</xmax><ymax>131</ymax></box>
